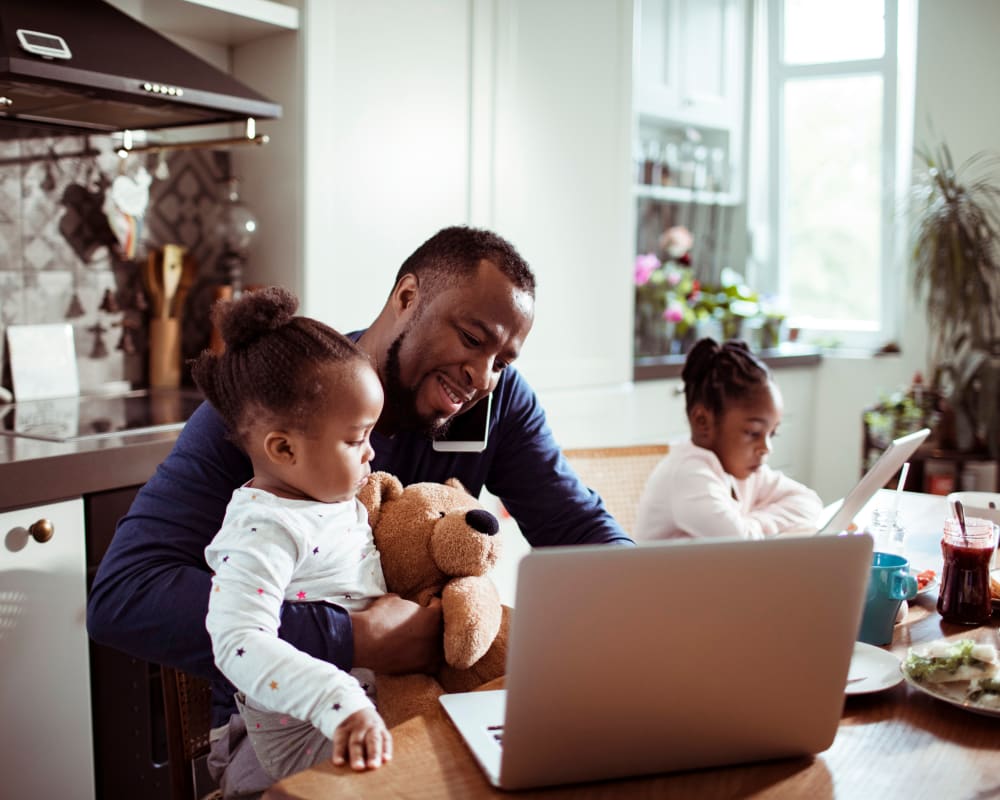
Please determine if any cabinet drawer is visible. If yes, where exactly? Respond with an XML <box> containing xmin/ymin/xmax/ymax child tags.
<box><xmin>1</xmin><ymin>498</ymin><xmax>95</xmax><ymax>800</ymax></box>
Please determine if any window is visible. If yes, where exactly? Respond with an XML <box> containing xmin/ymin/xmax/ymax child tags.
<box><xmin>747</xmin><ymin>0</ymin><xmax>916</xmax><ymax>349</ymax></box>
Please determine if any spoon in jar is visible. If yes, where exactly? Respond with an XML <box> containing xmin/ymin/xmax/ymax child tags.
<box><xmin>954</xmin><ymin>499</ymin><xmax>969</xmax><ymax>546</ymax></box>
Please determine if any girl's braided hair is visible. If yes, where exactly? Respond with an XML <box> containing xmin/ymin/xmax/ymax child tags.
<box><xmin>190</xmin><ymin>286</ymin><xmax>366</xmax><ymax>447</ymax></box>
<box><xmin>681</xmin><ymin>337</ymin><xmax>770</xmax><ymax>416</ymax></box>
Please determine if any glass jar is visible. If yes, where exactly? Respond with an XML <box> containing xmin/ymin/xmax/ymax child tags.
<box><xmin>937</xmin><ymin>517</ymin><xmax>994</xmax><ymax>625</ymax></box>
<box><xmin>868</xmin><ymin>507</ymin><xmax>906</xmax><ymax>555</ymax></box>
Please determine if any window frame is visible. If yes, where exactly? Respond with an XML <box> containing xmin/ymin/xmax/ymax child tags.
<box><xmin>751</xmin><ymin>0</ymin><xmax>916</xmax><ymax>351</ymax></box>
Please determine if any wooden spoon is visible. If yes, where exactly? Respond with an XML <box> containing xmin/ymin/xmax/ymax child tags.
<box><xmin>144</xmin><ymin>251</ymin><xmax>164</xmax><ymax>317</ymax></box>
<box><xmin>160</xmin><ymin>244</ymin><xmax>186</xmax><ymax>319</ymax></box>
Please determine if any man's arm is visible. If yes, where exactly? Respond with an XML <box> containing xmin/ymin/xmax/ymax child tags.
<box><xmin>86</xmin><ymin>401</ymin><xmax>354</xmax><ymax>679</ymax></box>
<box><xmin>87</xmin><ymin>401</ymin><xmax>442</xmax><ymax>683</ymax></box>
<box><xmin>485</xmin><ymin>370</ymin><xmax>634</xmax><ymax>547</ymax></box>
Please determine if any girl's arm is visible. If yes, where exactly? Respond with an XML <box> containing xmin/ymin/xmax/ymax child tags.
<box><xmin>206</xmin><ymin>513</ymin><xmax>373</xmax><ymax>740</ymax></box>
<box><xmin>744</xmin><ymin>467</ymin><xmax>824</xmax><ymax>535</ymax></box>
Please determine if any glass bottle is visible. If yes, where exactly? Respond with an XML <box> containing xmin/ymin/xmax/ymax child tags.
<box><xmin>937</xmin><ymin>517</ymin><xmax>994</xmax><ymax>625</ymax></box>
<box><xmin>868</xmin><ymin>507</ymin><xmax>906</xmax><ymax>555</ymax></box>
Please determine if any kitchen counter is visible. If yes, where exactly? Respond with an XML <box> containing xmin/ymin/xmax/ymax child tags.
<box><xmin>633</xmin><ymin>342</ymin><xmax>822</xmax><ymax>381</ymax></box>
<box><xmin>0</xmin><ymin>390</ymin><xmax>199</xmax><ymax>511</ymax></box>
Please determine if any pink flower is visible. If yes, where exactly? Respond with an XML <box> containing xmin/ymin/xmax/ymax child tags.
<box><xmin>663</xmin><ymin>302</ymin><xmax>684</xmax><ymax>323</ymax></box>
<box><xmin>660</xmin><ymin>225</ymin><xmax>694</xmax><ymax>259</ymax></box>
<box><xmin>634</xmin><ymin>252</ymin><xmax>661</xmax><ymax>285</ymax></box>
<box><xmin>665</xmin><ymin>269</ymin><xmax>682</xmax><ymax>287</ymax></box>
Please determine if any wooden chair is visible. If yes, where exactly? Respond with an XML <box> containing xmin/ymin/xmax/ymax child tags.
<box><xmin>161</xmin><ymin>665</ymin><xmax>217</xmax><ymax>800</ymax></box>
<box><xmin>563</xmin><ymin>444</ymin><xmax>669</xmax><ymax>536</ymax></box>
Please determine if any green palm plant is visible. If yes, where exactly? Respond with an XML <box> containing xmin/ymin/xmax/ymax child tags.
<box><xmin>910</xmin><ymin>142</ymin><xmax>1000</xmax><ymax>455</ymax></box>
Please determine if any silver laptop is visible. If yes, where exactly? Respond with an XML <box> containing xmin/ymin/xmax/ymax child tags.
<box><xmin>816</xmin><ymin>427</ymin><xmax>930</xmax><ymax>534</ymax></box>
<box><xmin>440</xmin><ymin>534</ymin><xmax>873</xmax><ymax>790</ymax></box>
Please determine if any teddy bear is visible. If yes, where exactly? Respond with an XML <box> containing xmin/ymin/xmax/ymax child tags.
<box><xmin>357</xmin><ymin>471</ymin><xmax>511</xmax><ymax>727</ymax></box>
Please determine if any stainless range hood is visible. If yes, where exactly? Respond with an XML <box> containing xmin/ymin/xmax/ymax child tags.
<box><xmin>0</xmin><ymin>0</ymin><xmax>281</xmax><ymax>135</ymax></box>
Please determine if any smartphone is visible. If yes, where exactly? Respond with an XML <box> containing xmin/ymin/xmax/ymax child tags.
<box><xmin>432</xmin><ymin>393</ymin><xmax>492</xmax><ymax>453</ymax></box>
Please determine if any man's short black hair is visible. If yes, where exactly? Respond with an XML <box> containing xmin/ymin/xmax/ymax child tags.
<box><xmin>394</xmin><ymin>225</ymin><xmax>536</xmax><ymax>296</ymax></box>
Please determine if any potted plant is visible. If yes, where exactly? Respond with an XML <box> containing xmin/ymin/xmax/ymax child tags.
<box><xmin>910</xmin><ymin>141</ymin><xmax>1000</xmax><ymax>456</ymax></box>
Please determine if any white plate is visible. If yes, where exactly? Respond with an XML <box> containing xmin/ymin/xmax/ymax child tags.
<box><xmin>845</xmin><ymin>642</ymin><xmax>903</xmax><ymax>695</ymax></box>
<box><xmin>910</xmin><ymin>567</ymin><xmax>938</xmax><ymax>597</ymax></box>
<box><xmin>901</xmin><ymin>665</ymin><xmax>1000</xmax><ymax>718</ymax></box>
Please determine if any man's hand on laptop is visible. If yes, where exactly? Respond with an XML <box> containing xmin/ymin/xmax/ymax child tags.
<box><xmin>351</xmin><ymin>594</ymin><xmax>444</xmax><ymax>673</ymax></box>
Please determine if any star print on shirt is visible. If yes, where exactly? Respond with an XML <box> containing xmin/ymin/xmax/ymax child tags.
<box><xmin>296</xmin><ymin>591</ymin><xmax>307</xmax><ymax>600</ymax></box>
<box><xmin>270</xmin><ymin>680</ymin><xmax>279</xmax><ymax>690</ymax></box>
<box><xmin>223</xmin><ymin>555</ymin><xmax>230</xmax><ymax>563</ymax></box>
<box><xmin>333</xmin><ymin>703</ymin><xmax>341</xmax><ymax>711</ymax></box>
<box><xmin>257</xmin><ymin>588</ymin><xmax>264</xmax><ymax>595</ymax></box>
<box><xmin>236</xmin><ymin>647</ymin><xmax>245</xmax><ymax>657</ymax></box>
<box><xmin>313</xmin><ymin>546</ymin><xmax>319</xmax><ymax>555</ymax></box>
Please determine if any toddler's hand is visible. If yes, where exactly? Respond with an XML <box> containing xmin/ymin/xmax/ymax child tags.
<box><xmin>332</xmin><ymin>708</ymin><xmax>393</xmax><ymax>771</ymax></box>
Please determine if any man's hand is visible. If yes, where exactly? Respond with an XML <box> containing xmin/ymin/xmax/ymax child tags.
<box><xmin>351</xmin><ymin>594</ymin><xmax>443</xmax><ymax>673</ymax></box>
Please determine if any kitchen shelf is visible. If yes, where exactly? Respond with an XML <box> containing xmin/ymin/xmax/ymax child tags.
<box><xmin>633</xmin><ymin>183</ymin><xmax>740</xmax><ymax>206</ymax></box>
<box><xmin>117</xmin><ymin>0</ymin><xmax>300</xmax><ymax>46</ymax></box>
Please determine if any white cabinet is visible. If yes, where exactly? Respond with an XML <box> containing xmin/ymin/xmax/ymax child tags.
<box><xmin>768</xmin><ymin>367</ymin><xmax>818</xmax><ymax>483</ymax></box>
<box><xmin>636</xmin><ymin>0</ymin><xmax>747</xmax><ymax>131</ymax></box>
<box><xmin>0</xmin><ymin>498</ymin><xmax>94</xmax><ymax>800</ymax></box>
<box><xmin>234</xmin><ymin>0</ymin><xmax>636</xmax><ymax>393</ymax></box>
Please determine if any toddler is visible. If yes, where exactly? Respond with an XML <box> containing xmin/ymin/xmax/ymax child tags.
<box><xmin>634</xmin><ymin>337</ymin><xmax>822</xmax><ymax>540</ymax></box>
<box><xmin>193</xmin><ymin>286</ymin><xmax>391</xmax><ymax>789</ymax></box>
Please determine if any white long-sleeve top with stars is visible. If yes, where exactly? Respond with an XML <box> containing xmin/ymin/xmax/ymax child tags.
<box><xmin>205</xmin><ymin>485</ymin><xmax>387</xmax><ymax>739</ymax></box>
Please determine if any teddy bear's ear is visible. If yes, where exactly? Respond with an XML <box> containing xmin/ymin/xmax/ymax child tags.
<box><xmin>444</xmin><ymin>476</ymin><xmax>471</xmax><ymax>497</ymax></box>
<box><xmin>358</xmin><ymin>471</ymin><xmax>404</xmax><ymax>527</ymax></box>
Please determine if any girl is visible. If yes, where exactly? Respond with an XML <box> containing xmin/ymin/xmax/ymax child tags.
<box><xmin>193</xmin><ymin>286</ymin><xmax>391</xmax><ymax>793</ymax></box>
<box><xmin>634</xmin><ymin>337</ymin><xmax>822</xmax><ymax>540</ymax></box>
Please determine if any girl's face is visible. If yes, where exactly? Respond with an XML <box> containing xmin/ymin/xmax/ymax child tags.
<box><xmin>692</xmin><ymin>381</ymin><xmax>783</xmax><ymax>480</ymax></box>
<box><xmin>254</xmin><ymin>361</ymin><xmax>385</xmax><ymax>503</ymax></box>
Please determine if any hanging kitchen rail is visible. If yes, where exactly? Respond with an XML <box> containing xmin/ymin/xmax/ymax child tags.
<box><xmin>0</xmin><ymin>119</ymin><xmax>270</xmax><ymax>167</ymax></box>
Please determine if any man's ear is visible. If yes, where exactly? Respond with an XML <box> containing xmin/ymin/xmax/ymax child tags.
<box><xmin>263</xmin><ymin>431</ymin><xmax>296</xmax><ymax>465</ymax></box>
<box><xmin>390</xmin><ymin>273</ymin><xmax>420</xmax><ymax>317</ymax></box>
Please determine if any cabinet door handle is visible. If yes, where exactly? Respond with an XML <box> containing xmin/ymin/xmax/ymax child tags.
<box><xmin>28</xmin><ymin>519</ymin><xmax>54</xmax><ymax>543</ymax></box>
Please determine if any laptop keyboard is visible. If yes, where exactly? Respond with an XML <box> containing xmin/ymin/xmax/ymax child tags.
<box><xmin>487</xmin><ymin>723</ymin><xmax>504</xmax><ymax>748</ymax></box>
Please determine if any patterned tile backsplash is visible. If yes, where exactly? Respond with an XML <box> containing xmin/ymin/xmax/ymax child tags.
<box><xmin>0</xmin><ymin>131</ymin><xmax>231</xmax><ymax>394</ymax></box>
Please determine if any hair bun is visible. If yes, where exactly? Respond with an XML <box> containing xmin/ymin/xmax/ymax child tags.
<box><xmin>214</xmin><ymin>286</ymin><xmax>299</xmax><ymax>350</ymax></box>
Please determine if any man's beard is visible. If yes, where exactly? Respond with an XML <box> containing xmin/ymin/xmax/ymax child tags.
<box><xmin>384</xmin><ymin>331</ymin><xmax>453</xmax><ymax>440</ymax></box>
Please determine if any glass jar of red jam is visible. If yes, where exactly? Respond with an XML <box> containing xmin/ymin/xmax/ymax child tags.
<box><xmin>937</xmin><ymin>517</ymin><xmax>995</xmax><ymax>625</ymax></box>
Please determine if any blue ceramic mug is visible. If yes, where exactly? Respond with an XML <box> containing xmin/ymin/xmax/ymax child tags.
<box><xmin>858</xmin><ymin>551</ymin><xmax>918</xmax><ymax>646</ymax></box>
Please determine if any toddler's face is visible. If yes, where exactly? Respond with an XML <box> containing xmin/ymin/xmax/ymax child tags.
<box><xmin>712</xmin><ymin>381</ymin><xmax>783</xmax><ymax>480</ymax></box>
<box><xmin>293</xmin><ymin>362</ymin><xmax>384</xmax><ymax>503</ymax></box>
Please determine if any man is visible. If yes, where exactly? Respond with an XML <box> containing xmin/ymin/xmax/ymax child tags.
<box><xmin>87</xmin><ymin>225</ymin><xmax>631</xmax><ymax>794</ymax></box>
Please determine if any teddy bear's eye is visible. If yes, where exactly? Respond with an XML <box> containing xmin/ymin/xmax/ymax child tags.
<box><xmin>438</xmin><ymin>511</ymin><xmax>446</xmax><ymax>518</ymax></box>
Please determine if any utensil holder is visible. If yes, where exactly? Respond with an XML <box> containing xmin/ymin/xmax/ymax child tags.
<box><xmin>149</xmin><ymin>318</ymin><xmax>181</xmax><ymax>388</ymax></box>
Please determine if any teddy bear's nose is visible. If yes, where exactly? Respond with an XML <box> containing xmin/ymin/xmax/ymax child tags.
<box><xmin>466</xmin><ymin>508</ymin><xmax>499</xmax><ymax>536</ymax></box>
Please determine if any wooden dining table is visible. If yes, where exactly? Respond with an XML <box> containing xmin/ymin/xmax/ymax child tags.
<box><xmin>263</xmin><ymin>491</ymin><xmax>1000</xmax><ymax>800</ymax></box>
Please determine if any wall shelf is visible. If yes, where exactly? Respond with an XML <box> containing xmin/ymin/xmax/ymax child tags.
<box><xmin>113</xmin><ymin>0</ymin><xmax>300</xmax><ymax>46</ymax></box>
<box><xmin>633</xmin><ymin>183</ymin><xmax>740</xmax><ymax>207</ymax></box>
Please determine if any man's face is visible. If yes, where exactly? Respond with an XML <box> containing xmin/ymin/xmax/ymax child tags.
<box><xmin>384</xmin><ymin>260</ymin><xmax>534</xmax><ymax>437</ymax></box>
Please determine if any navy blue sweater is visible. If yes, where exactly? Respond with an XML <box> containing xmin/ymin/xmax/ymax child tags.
<box><xmin>87</xmin><ymin>363</ymin><xmax>631</xmax><ymax>725</ymax></box>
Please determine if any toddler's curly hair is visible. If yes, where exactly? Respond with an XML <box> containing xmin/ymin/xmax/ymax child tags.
<box><xmin>190</xmin><ymin>286</ymin><xmax>366</xmax><ymax>446</ymax></box>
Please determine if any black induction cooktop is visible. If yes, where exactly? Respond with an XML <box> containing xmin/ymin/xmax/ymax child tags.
<box><xmin>0</xmin><ymin>389</ymin><xmax>204</xmax><ymax>442</ymax></box>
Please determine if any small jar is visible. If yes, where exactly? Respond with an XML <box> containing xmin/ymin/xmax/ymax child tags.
<box><xmin>937</xmin><ymin>517</ymin><xmax>994</xmax><ymax>625</ymax></box>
